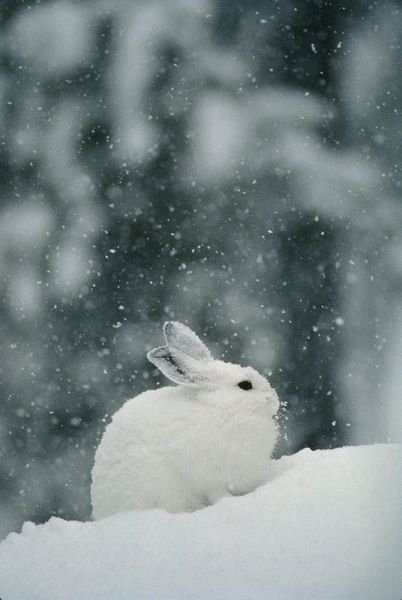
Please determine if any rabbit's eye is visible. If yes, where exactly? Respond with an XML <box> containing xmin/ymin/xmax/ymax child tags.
<box><xmin>238</xmin><ymin>380</ymin><xmax>253</xmax><ymax>391</ymax></box>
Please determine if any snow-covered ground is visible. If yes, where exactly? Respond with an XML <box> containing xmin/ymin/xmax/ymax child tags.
<box><xmin>0</xmin><ymin>444</ymin><xmax>401</xmax><ymax>600</ymax></box>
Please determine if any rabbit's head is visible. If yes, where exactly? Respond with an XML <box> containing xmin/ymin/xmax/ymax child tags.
<box><xmin>147</xmin><ymin>321</ymin><xmax>279</xmax><ymax>415</ymax></box>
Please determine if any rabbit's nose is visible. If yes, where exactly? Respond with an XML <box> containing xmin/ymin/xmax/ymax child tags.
<box><xmin>267</xmin><ymin>394</ymin><xmax>279</xmax><ymax>414</ymax></box>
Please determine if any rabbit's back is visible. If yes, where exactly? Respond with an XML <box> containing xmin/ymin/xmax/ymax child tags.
<box><xmin>91</xmin><ymin>385</ymin><xmax>277</xmax><ymax>519</ymax></box>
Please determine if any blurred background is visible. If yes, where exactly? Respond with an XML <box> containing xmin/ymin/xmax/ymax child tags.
<box><xmin>0</xmin><ymin>0</ymin><xmax>401</xmax><ymax>539</ymax></box>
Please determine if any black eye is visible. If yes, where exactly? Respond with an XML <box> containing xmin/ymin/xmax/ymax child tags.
<box><xmin>238</xmin><ymin>380</ymin><xmax>253</xmax><ymax>391</ymax></box>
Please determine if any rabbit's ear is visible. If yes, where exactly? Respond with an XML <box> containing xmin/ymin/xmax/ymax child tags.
<box><xmin>163</xmin><ymin>321</ymin><xmax>211</xmax><ymax>362</ymax></box>
<box><xmin>147</xmin><ymin>346</ymin><xmax>208</xmax><ymax>385</ymax></box>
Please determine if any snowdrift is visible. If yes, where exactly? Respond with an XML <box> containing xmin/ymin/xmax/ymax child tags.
<box><xmin>0</xmin><ymin>444</ymin><xmax>401</xmax><ymax>600</ymax></box>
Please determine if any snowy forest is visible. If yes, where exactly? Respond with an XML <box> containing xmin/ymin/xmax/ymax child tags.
<box><xmin>0</xmin><ymin>0</ymin><xmax>401</xmax><ymax>541</ymax></box>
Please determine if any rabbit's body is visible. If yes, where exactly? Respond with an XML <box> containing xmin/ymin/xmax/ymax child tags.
<box><xmin>91</xmin><ymin>323</ymin><xmax>279</xmax><ymax>519</ymax></box>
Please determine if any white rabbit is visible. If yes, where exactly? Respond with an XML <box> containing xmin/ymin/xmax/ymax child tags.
<box><xmin>91</xmin><ymin>321</ymin><xmax>279</xmax><ymax>519</ymax></box>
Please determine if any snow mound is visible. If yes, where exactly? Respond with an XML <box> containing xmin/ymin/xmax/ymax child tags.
<box><xmin>0</xmin><ymin>444</ymin><xmax>401</xmax><ymax>600</ymax></box>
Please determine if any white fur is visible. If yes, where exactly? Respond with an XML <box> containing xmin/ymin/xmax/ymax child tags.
<box><xmin>91</xmin><ymin>322</ymin><xmax>279</xmax><ymax>519</ymax></box>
